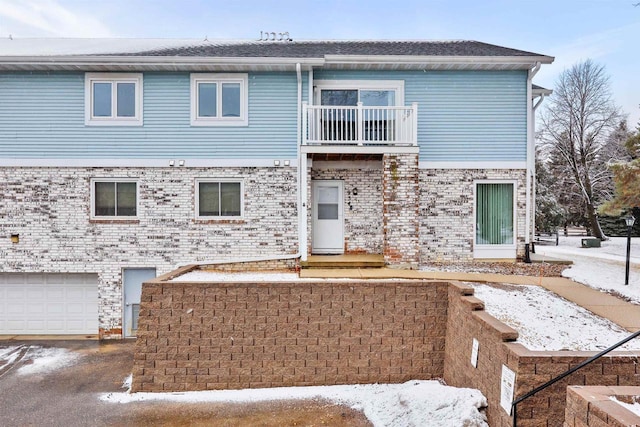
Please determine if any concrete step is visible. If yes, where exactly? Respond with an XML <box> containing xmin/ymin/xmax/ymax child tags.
<box><xmin>301</xmin><ymin>254</ymin><xmax>385</xmax><ymax>269</ymax></box>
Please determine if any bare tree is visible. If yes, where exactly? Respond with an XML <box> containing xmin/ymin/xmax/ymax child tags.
<box><xmin>539</xmin><ymin>60</ymin><xmax>622</xmax><ymax>239</ymax></box>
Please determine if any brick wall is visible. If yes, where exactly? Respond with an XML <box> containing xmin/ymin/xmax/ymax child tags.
<box><xmin>310</xmin><ymin>161</ymin><xmax>383</xmax><ymax>254</ymax></box>
<box><xmin>0</xmin><ymin>166</ymin><xmax>298</xmax><ymax>338</ymax></box>
<box><xmin>419</xmin><ymin>169</ymin><xmax>527</xmax><ymax>262</ymax></box>
<box><xmin>383</xmin><ymin>153</ymin><xmax>420</xmax><ymax>268</ymax></box>
<box><xmin>444</xmin><ymin>282</ymin><xmax>640</xmax><ymax>427</ymax></box>
<box><xmin>131</xmin><ymin>278</ymin><xmax>448</xmax><ymax>392</ymax></box>
<box><xmin>565</xmin><ymin>386</ymin><xmax>640</xmax><ymax>427</ymax></box>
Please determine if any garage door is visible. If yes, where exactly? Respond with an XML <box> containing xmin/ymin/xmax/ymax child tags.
<box><xmin>0</xmin><ymin>273</ymin><xmax>99</xmax><ymax>335</ymax></box>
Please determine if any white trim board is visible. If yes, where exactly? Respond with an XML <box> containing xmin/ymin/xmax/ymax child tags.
<box><xmin>419</xmin><ymin>161</ymin><xmax>526</xmax><ymax>170</ymax></box>
<box><xmin>0</xmin><ymin>158</ymin><xmax>298</xmax><ymax>168</ymax></box>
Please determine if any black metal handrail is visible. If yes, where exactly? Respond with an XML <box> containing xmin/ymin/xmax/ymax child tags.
<box><xmin>512</xmin><ymin>329</ymin><xmax>640</xmax><ymax>426</ymax></box>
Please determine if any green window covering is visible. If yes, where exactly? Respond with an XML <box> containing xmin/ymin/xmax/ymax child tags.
<box><xmin>476</xmin><ymin>183</ymin><xmax>514</xmax><ymax>245</ymax></box>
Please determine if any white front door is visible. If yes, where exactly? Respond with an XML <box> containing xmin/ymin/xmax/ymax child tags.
<box><xmin>312</xmin><ymin>180</ymin><xmax>344</xmax><ymax>254</ymax></box>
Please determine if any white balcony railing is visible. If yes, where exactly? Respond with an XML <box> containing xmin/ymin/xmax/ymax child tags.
<box><xmin>302</xmin><ymin>102</ymin><xmax>418</xmax><ymax>147</ymax></box>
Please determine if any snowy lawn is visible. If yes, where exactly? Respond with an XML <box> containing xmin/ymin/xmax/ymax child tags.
<box><xmin>472</xmin><ymin>283</ymin><xmax>639</xmax><ymax>351</ymax></box>
<box><xmin>174</xmin><ymin>271</ymin><xmax>304</xmax><ymax>281</ymax></box>
<box><xmin>102</xmin><ymin>380</ymin><xmax>488</xmax><ymax>427</ymax></box>
<box><xmin>535</xmin><ymin>236</ymin><xmax>640</xmax><ymax>303</ymax></box>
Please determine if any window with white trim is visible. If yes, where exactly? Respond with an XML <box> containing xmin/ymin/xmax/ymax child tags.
<box><xmin>196</xmin><ymin>179</ymin><xmax>243</xmax><ymax>218</ymax></box>
<box><xmin>475</xmin><ymin>182</ymin><xmax>515</xmax><ymax>245</ymax></box>
<box><xmin>85</xmin><ymin>73</ymin><xmax>143</xmax><ymax>126</ymax></box>
<box><xmin>91</xmin><ymin>179</ymin><xmax>139</xmax><ymax>219</ymax></box>
<box><xmin>190</xmin><ymin>74</ymin><xmax>248</xmax><ymax>126</ymax></box>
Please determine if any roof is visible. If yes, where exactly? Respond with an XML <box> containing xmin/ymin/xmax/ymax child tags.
<box><xmin>0</xmin><ymin>38</ymin><xmax>554</xmax><ymax>72</ymax></box>
<box><xmin>532</xmin><ymin>84</ymin><xmax>553</xmax><ymax>96</ymax></box>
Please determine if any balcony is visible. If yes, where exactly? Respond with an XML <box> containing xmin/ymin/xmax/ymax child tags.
<box><xmin>302</xmin><ymin>102</ymin><xmax>418</xmax><ymax>151</ymax></box>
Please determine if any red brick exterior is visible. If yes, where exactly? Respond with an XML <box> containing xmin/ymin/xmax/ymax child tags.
<box><xmin>132</xmin><ymin>279</ymin><xmax>448</xmax><ymax>392</ymax></box>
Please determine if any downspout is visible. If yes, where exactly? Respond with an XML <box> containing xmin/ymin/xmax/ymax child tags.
<box><xmin>524</xmin><ymin>62</ymin><xmax>541</xmax><ymax>263</ymax></box>
<box><xmin>175</xmin><ymin>65</ymin><xmax>305</xmax><ymax>270</ymax></box>
<box><xmin>530</xmin><ymin>93</ymin><xmax>547</xmax><ymax>255</ymax></box>
<box><xmin>296</xmin><ymin>63</ymin><xmax>307</xmax><ymax>262</ymax></box>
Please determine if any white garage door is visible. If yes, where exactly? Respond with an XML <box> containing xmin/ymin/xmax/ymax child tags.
<box><xmin>0</xmin><ymin>273</ymin><xmax>99</xmax><ymax>335</ymax></box>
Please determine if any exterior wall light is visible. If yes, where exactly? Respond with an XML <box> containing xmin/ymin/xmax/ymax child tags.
<box><xmin>178</xmin><ymin>160</ymin><xmax>185</xmax><ymax>167</ymax></box>
<box><xmin>274</xmin><ymin>160</ymin><xmax>280</xmax><ymax>166</ymax></box>
<box><xmin>284</xmin><ymin>160</ymin><xmax>290</xmax><ymax>167</ymax></box>
<box><xmin>169</xmin><ymin>160</ymin><xmax>175</xmax><ymax>167</ymax></box>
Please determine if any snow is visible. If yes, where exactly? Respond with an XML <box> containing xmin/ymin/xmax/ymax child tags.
<box><xmin>102</xmin><ymin>380</ymin><xmax>488</xmax><ymax>427</ymax></box>
<box><xmin>173</xmin><ymin>271</ymin><xmax>304</xmax><ymax>282</ymax></box>
<box><xmin>16</xmin><ymin>347</ymin><xmax>82</xmax><ymax>375</ymax></box>
<box><xmin>472</xmin><ymin>283</ymin><xmax>638</xmax><ymax>351</ymax></box>
<box><xmin>0</xmin><ymin>38</ymin><xmax>211</xmax><ymax>56</ymax></box>
<box><xmin>611</xmin><ymin>396</ymin><xmax>640</xmax><ymax>416</ymax></box>
<box><xmin>535</xmin><ymin>236</ymin><xmax>640</xmax><ymax>303</ymax></box>
<box><xmin>172</xmin><ymin>271</ymin><xmax>400</xmax><ymax>282</ymax></box>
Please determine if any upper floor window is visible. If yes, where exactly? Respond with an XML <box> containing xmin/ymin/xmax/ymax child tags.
<box><xmin>190</xmin><ymin>73</ymin><xmax>248</xmax><ymax>126</ymax></box>
<box><xmin>91</xmin><ymin>178</ymin><xmax>139</xmax><ymax>219</ymax></box>
<box><xmin>85</xmin><ymin>73</ymin><xmax>143</xmax><ymax>126</ymax></box>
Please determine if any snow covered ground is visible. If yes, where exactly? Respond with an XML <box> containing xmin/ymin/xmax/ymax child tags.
<box><xmin>102</xmin><ymin>380</ymin><xmax>488</xmax><ymax>427</ymax></box>
<box><xmin>472</xmin><ymin>283</ymin><xmax>638</xmax><ymax>351</ymax></box>
<box><xmin>612</xmin><ymin>396</ymin><xmax>640</xmax><ymax>416</ymax></box>
<box><xmin>535</xmin><ymin>236</ymin><xmax>640</xmax><ymax>303</ymax></box>
<box><xmin>0</xmin><ymin>345</ymin><xmax>82</xmax><ymax>376</ymax></box>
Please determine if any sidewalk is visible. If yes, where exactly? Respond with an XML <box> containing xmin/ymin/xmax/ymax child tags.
<box><xmin>299</xmin><ymin>268</ymin><xmax>640</xmax><ymax>332</ymax></box>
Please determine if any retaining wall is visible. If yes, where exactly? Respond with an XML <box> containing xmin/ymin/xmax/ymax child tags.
<box><xmin>564</xmin><ymin>386</ymin><xmax>640</xmax><ymax>426</ymax></box>
<box><xmin>444</xmin><ymin>283</ymin><xmax>640</xmax><ymax>427</ymax></box>
<box><xmin>132</xmin><ymin>275</ymin><xmax>448</xmax><ymax>392</ymax></box>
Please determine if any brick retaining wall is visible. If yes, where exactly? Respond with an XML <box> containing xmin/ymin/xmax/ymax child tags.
<box><xmin>444</xmin><ymin>282</ymin><xmax>640</xmax><ymax>427</ymax></box>
<box><xmin>565</xmin><ymin>386</ymin><xmax>640</xmax><ymax>426</ymax></box>
<box><xmin>132</xmin><ymin>278</ymin><xmax>448</xmax><ymax>392</ymax></box>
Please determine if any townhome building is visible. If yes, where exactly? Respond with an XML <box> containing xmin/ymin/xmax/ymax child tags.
<box><xmin>0</xmin><ymin>38</ymin><xmax>553</xmax><ymax>338</ymax></box>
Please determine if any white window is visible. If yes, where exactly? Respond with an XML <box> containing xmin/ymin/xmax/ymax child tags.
<box><xmin>91</xmin><ymin>178</ymin><xmax>139</xmax><ymax>219</ymax></box>
<box><xmin>474</xmin><ymin>180</ymin><xmax>517</xmax><ymax>259</ymax></box>
<box><xmin>190</xmin><ymin>74</ymin><xmax>248</xmax><ymax>126</ymax></box>
<box><xmin>196</xmin><ymin>179</ymin><xmax>244</xmax><ymax>219</ymax></box>
<box><xmin>314</xmin><ymin>80</ymin><xmax>404</xmax><ymax>107</ymax></box>
<box><xmin>85</xmin><ymin>73</ymin><xmax>143</xmax><ymax>126</ymax></box>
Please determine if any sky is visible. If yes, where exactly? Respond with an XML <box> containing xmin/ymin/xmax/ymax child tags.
<box><xmin>0</xmin><ymin>0</ymin><xmax>637</xmax><ymax>125</ymax></box>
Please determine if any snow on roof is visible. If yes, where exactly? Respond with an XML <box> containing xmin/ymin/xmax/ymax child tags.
<box><xmin>0</xmin><ymin>37</ymin><xmax>551</xmax><ymax>59</ymax></box>
<box><xmin>0</xmin><ymin>37</ymin><xmax>209</xmax><ymax>56</ymax></box>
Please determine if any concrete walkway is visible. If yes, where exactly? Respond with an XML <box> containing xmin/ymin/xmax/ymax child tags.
<box><xmin>300</xmin><ymin>268</ymin><xmax>640</xmax><ymax>332</ymax></box>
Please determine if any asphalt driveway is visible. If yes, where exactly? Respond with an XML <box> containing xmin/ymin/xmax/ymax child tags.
<box><xmin>0</xmin><ymin>340</ymin><xmax>368</xmax><ymax>427</ymax></box>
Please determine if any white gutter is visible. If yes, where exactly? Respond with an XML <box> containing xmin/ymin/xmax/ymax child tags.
<box><xmin>524</xmin><ymin>62</ymin><xmax>541</xmax><ymax>262</ymax></box>
<box><xmin>323</xmin><ymin>54</ymin><xmax>554</xmax><ymax>65</ymax></box>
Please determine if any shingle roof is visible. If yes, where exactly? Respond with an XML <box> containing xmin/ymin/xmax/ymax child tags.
<box><xmin>118</xmin><ymin>40</ymin><xmax>547</xmax><ymax>58</ymax></box>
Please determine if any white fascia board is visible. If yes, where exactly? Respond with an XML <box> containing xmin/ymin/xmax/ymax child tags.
<box><xmin>0</xmin><ymin>158</ymin><xmax>298</xmax><ymax>168</ymax></box>
<box><xmin>0</xmin><ymin>56</ymin><xmax>325</xmax><ymax>71</ymax></box>
<box><xmin>324</xmin><ymin>55</ymin><xmax>555</xmax><ymax>66</ymax></box>
<box><xmin>419</xmin><ymin>161</ymin><xmax>526</xmax><ymax>169</ymax></box>
<box><xmin>301</xmin><ymin>145</ymin><xmax>419</xmax><ymax>155</ymax></box>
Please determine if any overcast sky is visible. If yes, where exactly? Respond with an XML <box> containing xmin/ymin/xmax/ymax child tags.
<box><xmin>0</xmin><ymin>0</ymin><xmax>637</xmax><ymax>125</ymax></box>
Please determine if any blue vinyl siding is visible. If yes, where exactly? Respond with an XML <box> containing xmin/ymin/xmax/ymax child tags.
<box><xmin>0</xmin><ymin>72</ymin><xmax>303</xmax><ymax>159</ymax></box>
<box><xmin>314</xmin><ymin>70</ymin><xmax>528</xmax><ymax>162</ymax></box>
